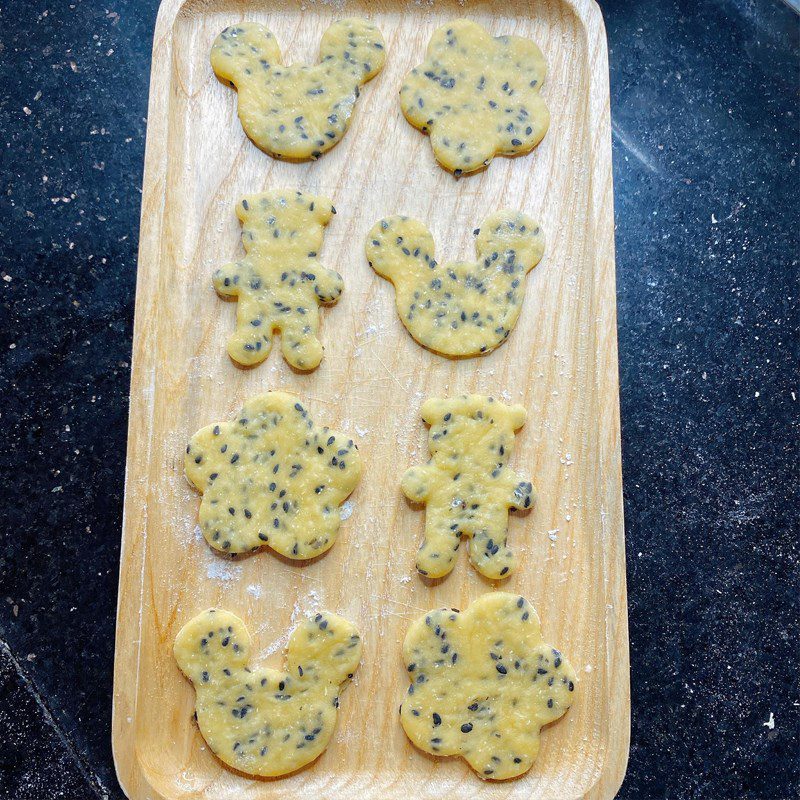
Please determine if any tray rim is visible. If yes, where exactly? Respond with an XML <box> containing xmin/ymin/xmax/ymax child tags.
<box><xmin>111</xmin><ymin>1</ymin><xmax>630</xmax><ymax>797</ymax></box>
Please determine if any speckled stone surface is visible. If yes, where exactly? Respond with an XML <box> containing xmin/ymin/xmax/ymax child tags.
<box><xmin>0</xmin><ymin>1</ymin><xmax>796</xmax><ymax>798</ymax></box>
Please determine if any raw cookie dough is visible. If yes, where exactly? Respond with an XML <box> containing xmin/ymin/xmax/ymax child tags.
<box><xmin>214</xmin><ymin>191</ymin><xmax>343</xmax><ymax>370</ymax></box>
<box><xmin>185</xmin><ymin>392</ymin><xmax>361</xmax><ymax>558</ymax></box>
<box><xmin>211</xmin><ymin>19</ymin><xmax>385</xmax><ymax>160</ymax></box>
<box><xmin>399</xmin><ymin>19</ymin><xmax>549</xmax><ymax>175</ymax></box>
<box><xmin>402</xmin><ymin>395</ymin><xmax>533</xmax><ymax>580</ymax></box>
<box><xmin>399</xmin><ymin>593</ymin><xmax>576</xmax><ymax>780</ymax></box>
<box><xmin>365</xmin><ymin>212</ymin><xmax>544</xmax><ymax>357</ymax></box>
<box><xmin>175</xmin><ymin>608</ymin><xmax>362</xmax><ymax>777</ymax></box>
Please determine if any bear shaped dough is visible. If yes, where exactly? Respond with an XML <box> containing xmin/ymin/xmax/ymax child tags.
<box><xmin>402</xmin><ymin>395</ymin><xmax>533</xmax><ymax>580</ymax></box>
<box><xmin>365</xmin><ymin>211</ymin><xmax>544</xmax><ymax>357</ymax></box>
<box><xmin>212</xmin><ymin>19</ymin><xmax>386</xmax><ymax>160</ymax></box>
<box><xmin>185</xmin><ymin>392</ymin><xmax>361</xmax><ymax>559</ymax></box>
<box><xmin>400</xmin><ymin>19</ymin><xmax>549</xmax><ymax>175</ymax></box>
<box><xmin>214</xmin><ymin>191</ymin><xmax>343</xmax><ymax>370</ymax></box>
<box><xmin>174</xmin><ymin>608</ymin><xmax>362</xmax><ymax>777</ymax></box>
<box><xmin>399</xmin><ymin>593</ymin><xmax>576</xmax><ymax>780</ymax></box>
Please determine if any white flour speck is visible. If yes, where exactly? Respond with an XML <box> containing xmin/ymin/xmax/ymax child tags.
<box><xmin>206</xmin><ymin>559</ymin><xmax>242</xmax><ymax>582</ymax></box>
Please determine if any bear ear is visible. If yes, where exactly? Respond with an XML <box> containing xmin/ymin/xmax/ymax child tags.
<box><xmin>506</xmin><ymin>404</ymin><xmax>527</xmax><ymax>430</ymax></box>
<box><xmin>235</xmin><ymin>195</ymin><xmax>259</xmax><ymax>225</ymax></box>
<box><xmin>420</xmin><ymin>397</ymin><xmax>449</xmax><ymax>425</ymax></box>
<box><xmin>305</xmin><ymin>194</ymin><xmax>335</xmax><ymax>226</ymax></box>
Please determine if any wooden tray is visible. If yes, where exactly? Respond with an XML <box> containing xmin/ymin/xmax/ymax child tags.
<box><xmin>112</xmin><ymin>1</ymin><xmax>629</xmax><ymax>797</ymax></box>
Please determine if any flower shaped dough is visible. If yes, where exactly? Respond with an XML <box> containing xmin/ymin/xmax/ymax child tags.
<box><xmin>175</xmin><ymin>608</ymin><xmax>362</xmax><ymax>777</ymax></box>
<box><xmin>400</xmin><ymin>593</ymin><xmax>576</xmax><ymax>780</ymax></box>
<box><xmin>400</xmin><ymin>19</ymin><xmax>549</xmax><ymax>175</ymax></box>
<box><xmin>185</xmin><ymin>392</ymin><xmax>361</xmax><ymax>558</ymax></box>
<box><xmin>214</xmin><ymin>191</ymin><xmax>344</xmax><ymax>370</ymax></box>
<box><xmin>365</xmin><ymin>211</ymin><xmax>544</xmax><ymax>357</ymax></box>
<box><xmin>211</xmin><ymin>19</ymin><xmax>385</xmax><ymax>160</ymax></box>
<box><xmin>402</xmin><ymin>395</ymin><xmax>534</xmax><ymax>580</ymax></box>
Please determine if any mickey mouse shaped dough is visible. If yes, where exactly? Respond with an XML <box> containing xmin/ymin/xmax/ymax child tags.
<box><xmin>211</xmin><ymin>19</ymin><xmax>386</xmax><ymax>160</ymax></box>
<box><xmin>400</xmin><ymin>593</ymin><xmax>576</xmax><ymax>780</ymax></box>
<box><xmin>214</xmin><ymin>191</ymin><xmax>343</xmax><ymax>370</ymax></box>
<box><xmin>175</xmin><ymin>608</ymin><xmax>362</xmax><ymax>777</ymax></box>
<box><xmin>402</xmin><ymin>395</ymin><xmax>533</xmax><ymax>580</ymax></box>
<box><xmin>185</xmin><ymin>392</ymin><xmax>361</xmax><ymax>558</ymax></box>
<box><xmin>400</xmin><ymin>19</ymin><xmax>549</xmax><ymax>175</ymax></box>
<box><xmin>365</xmin><ymin>212</ymin><xmax>544</xmax><ymax>357</ymax></box>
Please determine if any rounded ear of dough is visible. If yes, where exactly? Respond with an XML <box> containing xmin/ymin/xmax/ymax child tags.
<box><xmin>174</xmin><ymin>608</ymin><xmax>251</xmax><ymax>681</ymax></box>
<box><xmin>318</xmin><ymin>18</ymin><xmax>387</xmax><ymax>82</ymax></box>
<box><xmin>286</xmin><ymin>611</ymin><xmax>363</xmax><ymax>685</ymax></box>
<box><xmin>174</xmin><ymin>608</ymin><xmax>363</xmax><ymax>777</ymax></box>
<box><xmin>399</xmin><ymin>593</ymin><xmax>576</xmax><ymax>780</ymax></box>
<box><xmin>211</xmin><ymin>23</ymin><xmax>282</xmax><ymax>84</ymax></box>
<box><xmin>365</xmin><ymin>215</ymin><xmax>436</xmax><ymax>282</ymax></box>
<box><xmin>476</xmin><ymin>210</ymin><xmax>545</xmax><ymax>276</ymax></box>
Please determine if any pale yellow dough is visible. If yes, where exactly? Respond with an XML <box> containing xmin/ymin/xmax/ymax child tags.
<box><xmin>214</xmin><ymin>191</ymin><xmax>342</xmax><ymax>370</ymax></box>
<box><xmin>174</xmin><ymin>608</ymin><xmax>362</xmax><ymax>777</ymax></box>
<box><xmin>400</xmin><ymin>593</ymin><xmax>576</xmax><ymax>780</ymax></box>
<box><xmin>402</xmin><ymin>395</ymin><xmax>534</xmax><ymax>580</ymax></box>
<box><xmin>365</xmin><ymin>212</ymin><xmax>544</xmax><ymax>357</ymax></box>
<box><xmin>185</xmin><ymin>392</ymin><xmax>361</xmax><ymax>558</ymax></box>
<box><xmin>400</xmin><ymin>19</ymin><xmax>549</xmax><ymax>175</ymax></box>
<box><xmin>211</xmin><ymin>19</ymin><xmax>385</xmax><ymax>160</ymax></box>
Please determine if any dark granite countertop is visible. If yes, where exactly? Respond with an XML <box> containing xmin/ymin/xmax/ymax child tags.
<box><xmin>0</xmin><ymin>1</ymin><xmax>797</xmax><ymax>798</ymax></box>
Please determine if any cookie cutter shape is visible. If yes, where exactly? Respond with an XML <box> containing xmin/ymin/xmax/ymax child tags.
<box><xmin>175</xmin><ymin>608</ymin><xmax>362</xmax><ymax>777</ymax></box>
<box><xmin>214</xmin><ymin>191</ymin><xmax>343</xmax><ymax>370</ymax></box>
<box><xmin>400</xmin><ymin>19</ymin><xmax>549</xmax><ymax>176</ymax></box>
<box><xmin>402</xmin><ymin>395</ymin><xmax>534</xmax><ymax>580</ymax></box>
<box><xmin>185</xmin><ymin>392</ymin><xmax>361</xmax><ymax>558</ymax></box>
<box><xmin>366</xmin><ymin>212</ymin><xmax>544</xmax><ymax>357</ymax></box>
<box><xmin>212</xmin><ymin>19</ymin><xmax>386</xmax><ymax>160</ymax></box>
<box><xmin>400</xmin><ymin>593</ymin><xmax>576</xmax><ymax>780</ymax></box>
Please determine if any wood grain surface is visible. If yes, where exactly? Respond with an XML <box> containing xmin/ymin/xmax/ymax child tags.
<box><xmin>112</xmin><ymin>1</ymin><xmax>629</xmax><ymax>797</ymax></box>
